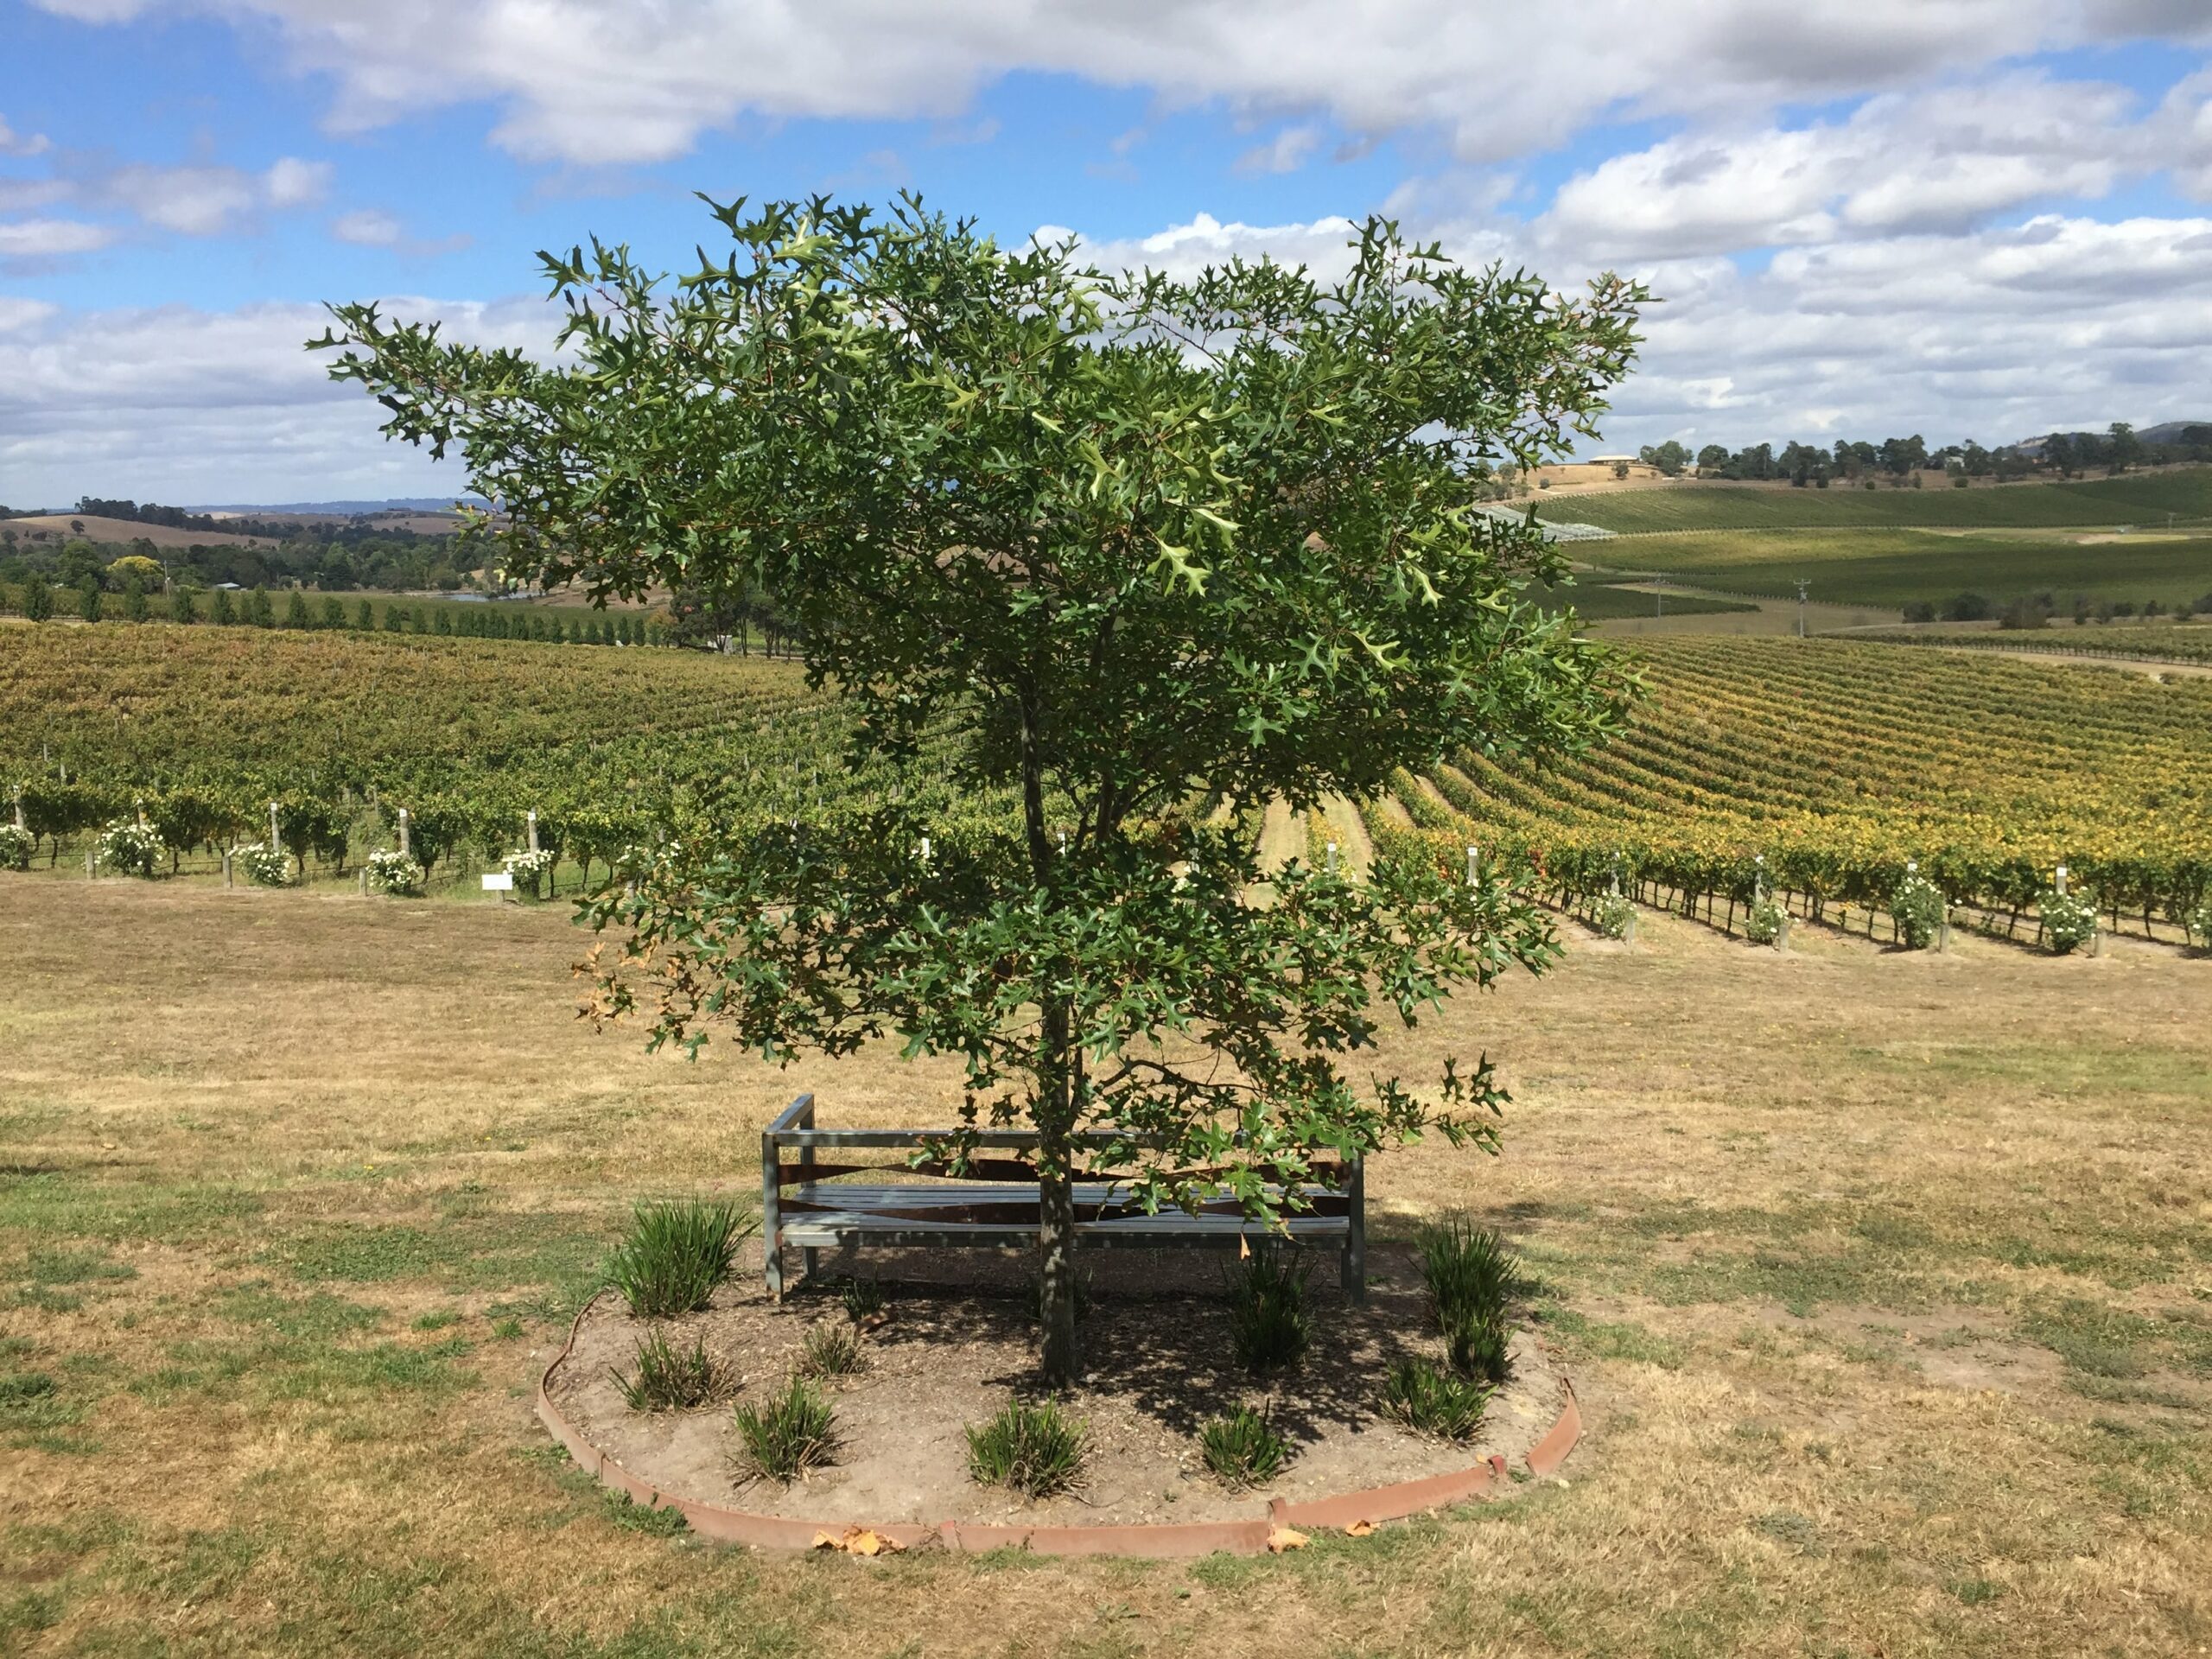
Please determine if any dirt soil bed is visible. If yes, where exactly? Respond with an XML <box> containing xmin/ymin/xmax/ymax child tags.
<box><xmin>548</xmin><ymin>1242</ymin><xmax>1566</xmax><ymax>1527</ymax></box>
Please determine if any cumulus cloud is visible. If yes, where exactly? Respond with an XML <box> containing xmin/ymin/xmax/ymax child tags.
<box><xmin>0</xmin><ymin>296</ymin><xmax>561</xmax><ymax>505</ymax></box>
<box><xmin>0</xmin><ymin>112</ymin><xmax>53</xmax><ymax>156</ymax></box>
<box><xmin>0</xmin><ymin>217</ymin><xmax>118</xmax><ymax>261</ymax></box>
<box><xmin>1234</xmin><ymin>124</ymin><xmax>1323</xmax><ymax>176</ymax></box>
<box><xmin>329</xmin><ymin>207</ymin><xmax>473</xmax><ymax>255</ymax></box>
<box><xmin>1539</xmin><ymin>74</ymin><xmax>2146</xmax><ymax>259</ymax></box>
<box><xmin>332</xmin><ymin>208</ymin><xmax>402</xmax><ymax>246</ymax></box>
<box><xmin>94</xmin><ymin>157</ymin><xmax>329</xmax><ymax>235</ymax></box>
<box><xmin>28</xmin><ymin>0</ymin><xmax>2207</xmax><ymax>166</ymax></box>
<box><xmin>1052</xmin><ymin>205</ymin><xmax>2212</xmax><ymax>453</ymax></box>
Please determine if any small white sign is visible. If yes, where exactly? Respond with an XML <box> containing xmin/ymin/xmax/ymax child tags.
<box><xmin>481</xmin><ymin>872</ymin><xmax>514</xmax><ymax>891</ymax></box>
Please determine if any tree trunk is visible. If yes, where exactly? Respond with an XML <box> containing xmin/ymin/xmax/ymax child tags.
<box><xmin>1020</xmin><ymin>679</ymin><xmax>1081</xmax><ymax>1388</ymax></box>
<box><xmin>1037</xmin><ymin>1146</ymin><xmax>1078</xmax><ymax>1388</ymax></box>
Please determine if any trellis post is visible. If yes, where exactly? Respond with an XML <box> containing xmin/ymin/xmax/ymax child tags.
<box><xmin>397</xmin><ymin>807</ymin><xmax>411</xmax><ymax>858</ymax></box>
<box><xmin>1465</xmin><ymin>844</ymin><xmax>1478</xmax><ymax>887</ymax></box>
<box><xmin>527</xmin><ymin>809</ymin><xmax>540</xmax><ymax>855</ymax></box>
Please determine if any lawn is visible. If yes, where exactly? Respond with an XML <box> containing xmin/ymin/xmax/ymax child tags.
<box><xmin>1579</xmin><ymin>527</ymin><xmax>2212</xmax><ymax>610</ymax></box>
<box><xmin>1536</xmin><ymin>468</ymin><xmax>2212</xmax><ymax>533</ymax></box>
<box><xmin>3</xmin><ymin>877</ymin><xmax>2208</xmax><ymax>1656</ymax></box>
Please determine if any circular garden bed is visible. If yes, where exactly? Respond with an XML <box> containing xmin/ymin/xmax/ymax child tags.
<box><xmin>540</xmin><ymin>1237</ymin><xmax>1579</xmax><ymax>1553</ymax></box>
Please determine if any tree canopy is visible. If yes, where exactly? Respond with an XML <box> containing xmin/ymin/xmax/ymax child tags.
<box><xmin>315</xmin><ymin>195</ymin><xmax>1645</xmax><ymax>1381</ymax></box>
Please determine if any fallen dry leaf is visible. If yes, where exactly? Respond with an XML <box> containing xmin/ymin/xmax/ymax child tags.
<box><xmin>816</xmin><ymin>1525</ymin><xmax>905</xmax><ymax>1556</ymax></box>
<box><xmin>1343</xmin><ymin>1519</ymin><xmax>1376</xmax><ymax>1537</ymax></box>
<box><xmin>1266</xmin><ymin>1526</ymin><xmax>1308</xmax><ymax>1553</ymax></box>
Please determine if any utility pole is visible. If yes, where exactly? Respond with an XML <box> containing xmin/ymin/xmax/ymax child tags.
<box><xmin>1794</xmin><ymin>580</ymin><xmax>1810</xmax><ymax>638</ymax></box>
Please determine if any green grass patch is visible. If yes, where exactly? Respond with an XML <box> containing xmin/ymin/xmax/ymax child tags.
<box><xmin>1541</xmin><ymin>469</ymin><xmax>2212</xmax><ymax>532</ymax></box>
<box><xmin>1579</xmin><ymin>524</ymin><xmax>2212</xmax><ymax>610</ymax></box>
<box><xmin>0</xmin><ymin>1172</ymin><xmax>264</xmax><ymax>1243</ymax></box>
<box><xmin>265</xmin><ymin>1215</ymin><xmax>605</xmax><ymax>1300</ymax></box>
<box><xmin>1537</xmin><ymin>1305</ymin><xmax>1687</xmax><ymax>1370</ymax></box>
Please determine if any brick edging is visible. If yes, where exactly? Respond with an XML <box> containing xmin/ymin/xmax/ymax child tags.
<box><xmin>537</xmin><ymin>1291</ymin><xmax>1581</xmax><ymax>1556</ymax></box>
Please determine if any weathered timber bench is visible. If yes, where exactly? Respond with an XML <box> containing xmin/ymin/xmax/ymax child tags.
<box><xmin>760</xmin><ymin>1093</ymin><xmax>1365</xmax><ymax>1303</ymax></box>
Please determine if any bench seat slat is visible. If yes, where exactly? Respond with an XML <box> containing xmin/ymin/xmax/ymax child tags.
<box><xmin>759</xmin><ymin>1095</ymin><xmax>1365</xmax><ymax>1305</ymax></box>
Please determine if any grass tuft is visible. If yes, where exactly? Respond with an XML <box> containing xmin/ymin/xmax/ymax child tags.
<box><xmin>1197</xmin><ymin>1404</ymin><xmax>1291</xmax><ymax>1490</ymax></box>
<box><xmin>1224</xmin><ymin>1244</ymin><xmax>1311</xmax><ymax>1375</ymax></box>
<box><xmin>965</xmin><ymin>1397</ymin><xmax>1087</xmax><ymax>1497</ymax></box>
<box><xmin>611</xmin><ymin>1327</ymin><xmax>728</xmax><ymax>1411</ymax></box>
<box><xmin>1383</xmin><ymin>1359</ymin><xmax>1491</xmax><ymax>1441</ymax></box>
<box><xmin>796</xmin><ymin>1320</ymin><xmax>866</xmax><ymax>1379</ymax></box>
<box><xmin>838</xmin><ymin>1276</ymin><xmax>886</xmax><ymax>1323</ymax></box>
<box><xmin>731</xmin><ymin>1375</ymin><xmax>836</xmax><ymax>1484</ymax></box>
<box><xmin>604</xmin><ymin>1199</ymin><xmax>752</xmax><ymax>1319</ymax></box>
<box><xmin>1417</xmin><ymin>1214</ymin><xmax>1522</xmax><ymax>1384</ymax></box>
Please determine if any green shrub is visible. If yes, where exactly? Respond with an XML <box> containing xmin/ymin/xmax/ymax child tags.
<box><xmin>965</xmin><ymin>1397</ymin><xmax>1086</xmax><ymax>1497</ymax></box>
<box><xmin>796</xmin><ymin>1320</ymin><xmax>866</xmax><ymax>1378</ymax></box>
<box><xmin>232</xmin><ymin>842</ymin><xmax>291</xmax><ymax>887</ymax></box>
<box><xmin>1891</xmin><ymin>871</ymin><xmax>1947</xmax><ymax>950</ymax></box>
<box><xmin>731</xmin><ymin>1375</ymin><xmax>836</xmax><ymax>1483</ymax></box>
<box><xmin>1590</xmin><ymin>892</ymin><xmax>1635</xmax><ymax>938</ymax></box>
<box><xmin>1743</xmin><ymin>893</ymin><xmax>1789</xmax><ymax>946</ymax></box>
<box><xmin>1417</xmin><ymin>1214</ymin><xmax>1522</xmax><ymax>1384</ymax></box>
<box><xmin>2038</xmin><ymin>887</ymin><xmax>2098</xmax><ymax>955</ymax></box>
<box><xmin>93</xmin><ymin>819</ymin><xmax>160</xmax><ymax>878</ymax></box>
<box><xmin>1445</xmin><ymin>1315</ymin><xmax>1512</xmax><ymax>1384</ymax></box>
<box><xmin>365</xmin><ymin>849</ymin><xmax>425</xmax><ymax>897</ymax></box>
<box><xmin>604</xmin><ymin>1198</ymin><xmax>751</xmax><ymax>1319</ymax></box>
<box><xmin>1416</xmin><ymin>1215</ymin><xmax>1521</xmax><ymax>1330</ymax></box>
<box><xmin>1224</xmin><ymin>1244</ymin><xmax>1310</xmax><ymax>1375</ymax></box>
<box><xmin>2187</xmin><ymin>893</ymin><xmax>2212</xmax><ymax>951</ymax></box>
<box><xmin>1383</xmin><ymin>1359</ymin><xmax>1491</xmax><ymax>1440</ymax></box>
<box><xmin>1198</xmin><ymin>1404</ymin><xmax>1290</xmax><ymax>1489</ymax></box>
<box><xmin>611</xmin><ymin>1327</ymin><xmax>726</xmax><ymax>1411</ymax></box>
<box><xmin>0</xmin><ymin>823</ymin><xmax>31</xmax><ymax>872</ymax></box>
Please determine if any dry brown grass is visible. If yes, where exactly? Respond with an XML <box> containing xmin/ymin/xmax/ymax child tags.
<box><xmin>3</xmin><ymin>875</ymin><xmax>2209</xmax><ymax>1656</ymax></box>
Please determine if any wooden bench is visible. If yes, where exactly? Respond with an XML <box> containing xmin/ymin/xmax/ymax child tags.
<box><xmin>760</xmin><ymin>1093</ymin><xmax>1366</xmax><ymax>1303</ymax></box>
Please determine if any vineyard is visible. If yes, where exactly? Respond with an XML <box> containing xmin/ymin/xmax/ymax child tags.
<box><xmin>8</xmin><ymin>626</ymin><xmax>2209</xmax><ymax>948</ymax></box>
<box><xmin>1532</xmin><ymin>466</ymin><xmax>2212</xmax><ymax>532</ymax></box>
<box><xmin>1854</xmin><ymin>624</ymin><xmax>2212</xmax><ymax>667</ymax></box>
<box><xmin>0</xmin><ymin>626</ymin><xmax>980</xmax><ymax>891</ymax></box>
<box><xmin>1362</xmin><ymin>638</ymin><xmax>2212</xmax><ymax>944</ymax></box>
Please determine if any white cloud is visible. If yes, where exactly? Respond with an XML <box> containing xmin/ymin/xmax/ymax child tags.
<box><xmin>29</xmin><ymin>0</ymin><xmax>2210</xmax><ymax>167</ymax></box>
<box><xmin>1234</xmin><ymin>124</ymin><xmax>1323</xmax><ymax>176</ymax></box>
<box><xmin>332</xmin><ymin>208</ymin><xmax>403</xmax><ymax>246</ymax></box>
<box><xmin>1044</xmin><ymin>205</ymin><xmax>2212</xmax><ymax>454</ymax></box>
<box><xmin>0</xmin><ymin>296</ymin><xmax>560</xmax><ymax>505</ymax></box>
<box><xmin>0</xmin><ymin>297</ymin><xmax>60</xmax><ymax>332</ymax></box>
<box><xmin>0</xmin><ymin>217</ymin><xmax>118</xmax><ymax>259</ymax></box>
<box><xmin>263</xmin><ymin>156</ymin><xmax>330</xmax><ymax>208</ymax></box>
<box><xmin>0</xmin><ymin>113</ymin><xmax>53</xmax><ymax>156</ymax></box>
<box><xmin>1540</xmin><ymin>75</ymin><xmax>2145</xmax><ymax>259</ymax></box>
<box><xmin>92</xmin><ymin>156</ymin><xmax>329</xmax><ymax>235</ymax></box>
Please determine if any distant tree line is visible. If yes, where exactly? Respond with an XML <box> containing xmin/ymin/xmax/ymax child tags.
<box><xmin>0</xmin><ymin>524</ymin><xmax>476</xmax><ymax>595</ymax></box>
<box><xmin>1637</xmin><ymin>421</ymin><xmax>2210</xmax><ymax>486</ymax></box>
<box><xmin>1903</xmin><ymin>589</ymin><xmax>2212</xmax><ymax>629</ymax></box>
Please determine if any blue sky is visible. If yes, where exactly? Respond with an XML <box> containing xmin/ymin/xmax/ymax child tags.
<box><xmin>3</xmin><ymin>0</ymin><xmax>2210</xmax><ymax>506</ymax></box>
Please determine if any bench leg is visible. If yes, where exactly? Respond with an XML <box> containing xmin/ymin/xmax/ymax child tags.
<box><xmin>761</xmin><ymin>1128</ymin><xmax>784</xmax><ymax>1301</ymax></box>
<box><xmin>1341</xmin><ymin>1156</ymin><xmax>1366</xmax><ymax>1306</ymax></box>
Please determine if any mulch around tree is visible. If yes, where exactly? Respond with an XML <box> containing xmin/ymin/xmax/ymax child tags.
<box><xmin>548</xmin><ymin>1242</ymin><xmax>1568</xmax><ymax>1528</ymax></box>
